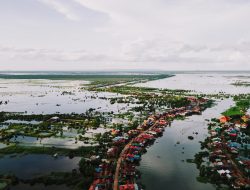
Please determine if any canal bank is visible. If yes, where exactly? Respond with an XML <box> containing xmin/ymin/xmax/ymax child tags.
<box><xmin>137</xmin><ymin>98</ymin><xmax>234</xmax><ymax>190</ymax></box>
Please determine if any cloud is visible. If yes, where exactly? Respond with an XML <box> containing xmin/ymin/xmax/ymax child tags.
<box><xmin>72</xmin><ymin>0</ymin><xmax>250</xmax><ymax>42</ymax></box>
<box><xmin>118</xmin><ymin>39</ymin><xmax>250</xmax><ymax>66</ymax></box>
<box><xmin>0</xmin><ymin>45</ymin><xmax>110</xmax><ymax>62</ymax></box>
<box><xmin>0</xmin><ymin>0</ymin><xmax>250</xmax><ymax>70</ymax></box>
<box><xmin>0</xmin><ymin>39</ymin><xmax>250</xmax><ymax>70</ymax></box>
<box><xmin>38</xmin><ymin>0</ymin><xmax>80</xmax><ymax>21</ymax></box>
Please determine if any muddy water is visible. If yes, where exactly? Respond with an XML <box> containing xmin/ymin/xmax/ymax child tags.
<box><xmin>135</xmin><ymin>73</ymin><xmax>250</xmax><ymax>94</ymax></box>
<box><xmin>137</xmin><ymin>98</ymin><xmax>234</xmax><ymax>190</ymax></box>
<box><xmin>0</xmin><ymin>79</ymin><xmax>132</xmax><ymax>114</ymax></box>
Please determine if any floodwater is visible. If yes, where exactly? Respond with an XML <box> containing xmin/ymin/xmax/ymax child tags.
<box><xmin>0</xmin><ymin>79</ymin><xmax>132</xmax><ymax>114</ymax></box>
<box><xmin>0</xmin><ymin>154</ymin><xmax>81</xmax><ymax>179</ymax></box>
<box><xmin>135</xmin><ymin>72</ymin><xmax>249</xmax><ymax>189</ymax></box>
<box><xmin>0</xmin><ymin>72</ymin><xmax>249</xmax><ymax>190</ymax></box>
<box><xmin>7</xmin><ymin>127</ymin><xmax>109</xmax><ymax>149</ymax></box>
<box><xmin>135</xmin><ymin>73</ymin><xmax>250</xmax><ymax>94</ymax></box>
<box><xmin>11</xmin><ymin>184</ymin><xmax>72</xmax><ymax>190</ymax></box>
<box><xmin>0</xmin><ymin>143</ymin><xmax>7</xmax><ymax>149</ymax></box>
<box><xmin>9</xmin><ymin>135</ymin><xmax>93</xmax><ymax>149</ymax></box>
<box><xmin>3</xmin><ymin>120</ymin><xmax>41</xmax><ymax>124</ymax></box>
<box><xmin>137</xmin><ymin>98</ymin><xmax>234</xmax><ymax>190</ymax></box>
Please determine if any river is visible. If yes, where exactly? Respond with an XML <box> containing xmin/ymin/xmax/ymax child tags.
<box><xmin>137</xmin><ymin>98</ymin><xmax>234</xmax><ymax>190</ymax></box>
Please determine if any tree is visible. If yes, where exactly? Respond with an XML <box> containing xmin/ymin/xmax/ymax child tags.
<box><xmin>79</xmin><ymin>158</ymin><xmax>95</xmax><ymax>177</ymax></box>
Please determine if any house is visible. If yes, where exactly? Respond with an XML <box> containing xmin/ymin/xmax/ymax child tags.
<box><xmin>107</xmin><ymin>147</ymin><xmax>119</xmax><ymax>157</ymax></box>
<box><xmin>220</xmin><ymin>116</ymin><xmax>230</xmax><ymax>123</ymax></box>
<box><xmin>241</xmin><ymin>115</ymin><xmax>249</xmax><ymax>122</ymax></box>
<box><xmin>119</xmin><ymin>183</ymin><xmax>139</xmax><ymax>190</ymax></box>
<box><xmin>48</xmin><ymin>116</ymin><xmax>60</xmax><ymax>122</ymax></box>
<box><xmin>105</xmin><ymin>116</ymin><xmax>113</xmax><ymax>123</ymax></box>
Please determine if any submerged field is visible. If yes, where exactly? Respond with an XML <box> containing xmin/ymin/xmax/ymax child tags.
<box><xmin>0</xmin><ymin>71</ymin><xmax>250</xmax><ymax>190</ymax></box>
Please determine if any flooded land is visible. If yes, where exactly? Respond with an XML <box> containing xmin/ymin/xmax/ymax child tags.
<box><xmin>0</xmin><ymin>71</ymin><xmax>250</xmax><ymax>190</ymax></box>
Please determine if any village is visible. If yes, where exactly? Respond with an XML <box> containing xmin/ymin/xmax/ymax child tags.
<box><xmin>0</xmin><ymin>75</ymin><xmax>249</xmax><ymax>190</ymax></box>
<box><xmin>0</xmin><ymin>86</ymin><xmax>213</xmax><ymax>190</ymax></box>
<box><xmin>194</xmin><ymin>111</ymin><xmax>250</xmax><ymax>189</ymax></box>
<box><xmin>87</xmin><ymin>97</ymin><xmax>209</xmax><ymax>190</ymax></box>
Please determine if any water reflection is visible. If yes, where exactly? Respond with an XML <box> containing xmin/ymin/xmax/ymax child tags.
<box><xmin>11</xmin><ymin>183</ymin><xmax>72</xmax><ymax>190</ymax></box>
<box><xmin>137</xmin><ymin>99</ymin><xmax>234</xmax><ymax>190</ymax></box>
<box><xmin>0</xmin><ymin>154</ymin><xmax>81</xmax><ymax>179</ymax></box>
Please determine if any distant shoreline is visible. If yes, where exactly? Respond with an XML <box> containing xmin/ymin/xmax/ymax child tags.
<box><xmin>0</xmin><ymin>73</ymin><xmax>172</xmax><ymax>81</ymax></box>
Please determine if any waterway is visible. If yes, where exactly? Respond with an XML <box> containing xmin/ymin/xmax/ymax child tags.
<box><xmin>0</xmin><ymin>154</ymin><xmax>81</xmax><ymax>179</ymax></box>
<box><xmin>0</xmin><ymin>72</ymin><xmax>249</xmax><ymax>190</ymax></box>
<box><xmin>137</xmin><ymin>98</ymin><xmax>234</xmax><ymax>190</ymax></box>
<box><xmin>135</xmin><ymin>73</ymin><xmax>250</xmax><ymax>94</ymax></box>
<box><xmin>0</xmin><ymin>79</ymin><xmax>133</xmax><ymax>114</ymax></box>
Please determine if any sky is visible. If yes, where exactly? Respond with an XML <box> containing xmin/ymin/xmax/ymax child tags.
<box><xmin>0</xmin><ymin>0</ymin><xmax>250</xmax><ymax>71</ymax></box>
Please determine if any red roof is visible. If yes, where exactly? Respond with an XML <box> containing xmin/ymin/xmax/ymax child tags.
<box><xmin>220</xmin><ymin>116</ymin><xmax>230</xmax><ymax>123</ymax></box>
<box><xmin>120</xmin><ymin>184</ymin><xmax>135</xmax><ymax>190</ymax></box>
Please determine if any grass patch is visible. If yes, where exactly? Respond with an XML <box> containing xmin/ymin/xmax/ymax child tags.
<box><xmin>0</xmin><ymin>145</ymin><xmax>95</xmax><ymax>156</ymax></box>
<box><xmin>222</xmin><ymin>106</ymin><xmax>244</xmax><ymax>117</ymax></box>
<box><xmin>222</xmin><ymin>94</ymin><xmax>250</xmax><ymax>117</ymax></box>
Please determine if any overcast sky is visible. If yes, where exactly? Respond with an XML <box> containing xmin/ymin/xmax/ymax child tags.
<box><xmin>0</xmin><ymin>0</ymin><xmax>250</xmax><ymax>71</ymax></box>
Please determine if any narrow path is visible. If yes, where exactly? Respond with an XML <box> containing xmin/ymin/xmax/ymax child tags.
<box><xmin>113</xmin><ymin>122</ymin><xmax>158</xmax><ymax>190</ymax></box>
<box><xmin>113</xmin><ymin>139</ymin><xmax>133</xmax><ymax>190</ymax></box>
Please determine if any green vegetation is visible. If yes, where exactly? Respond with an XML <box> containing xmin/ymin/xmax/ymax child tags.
<box><xmin>0</xmin><ymin>110</ymin><xmax>109</xmax><ymax>142</ymax></box>
<box><xmin>193</xmin><ymin>151</ymin><xmax>209</xmax><ymax>168</ymax></box>
<box><xmin>231</xmin><ymin>81</ymin><xmax>250</xmax><ymax>87</ymax></box>
<box><xmin>0</xmin><ymin>73</ymin><xmax>171</xmax><ymax>81</ymax></box>
<box><xmin>0</xmin><ymin>112</ymin><xmax>94</xmax><ymax>122</ymax></box>
<box><xmin>222</xmin><ymin>106</ymin><xmax>244</xmax><ymax>117</ymax></box>
<box><xmin>0</xmin><ymin>144</ymin><xmax>95</xmax><ymax>156</ymax></box>
<box><xmin>196</xmin><ymin>176</ymin><xmax>209</xmax><ymax>183</ymax></box>
<box><xmin>0</xmin><ymin>73</ymin><xmax>220</xmax><ymax>189</ymax></box>
<box><xmin>15</xmin><ymin>171</ymin><xmax>93</xmax><ymax>190</ymax></box>
<box><xmin>193</xmin><ymin>93</ymin><xmax>250</xmax><ymax>189</ymax></box>
<box><xmin>88</xmin><ymin>84</ymin><xmax>190</xmax><ymax>95</ymax></box>
<box><xmin>89</xmin><ymin>85</ymin><xmax>193</xmax><ymax>115</ymax></box>
<box><xmin>223</xmin><ymin>94</ymin><xmax>250</xmax><ymax>117</ymax></box>
<box><xmin>0</xmin><ymin>181</ymin><xmax>8</xmax><ymax>190</ymax></box>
